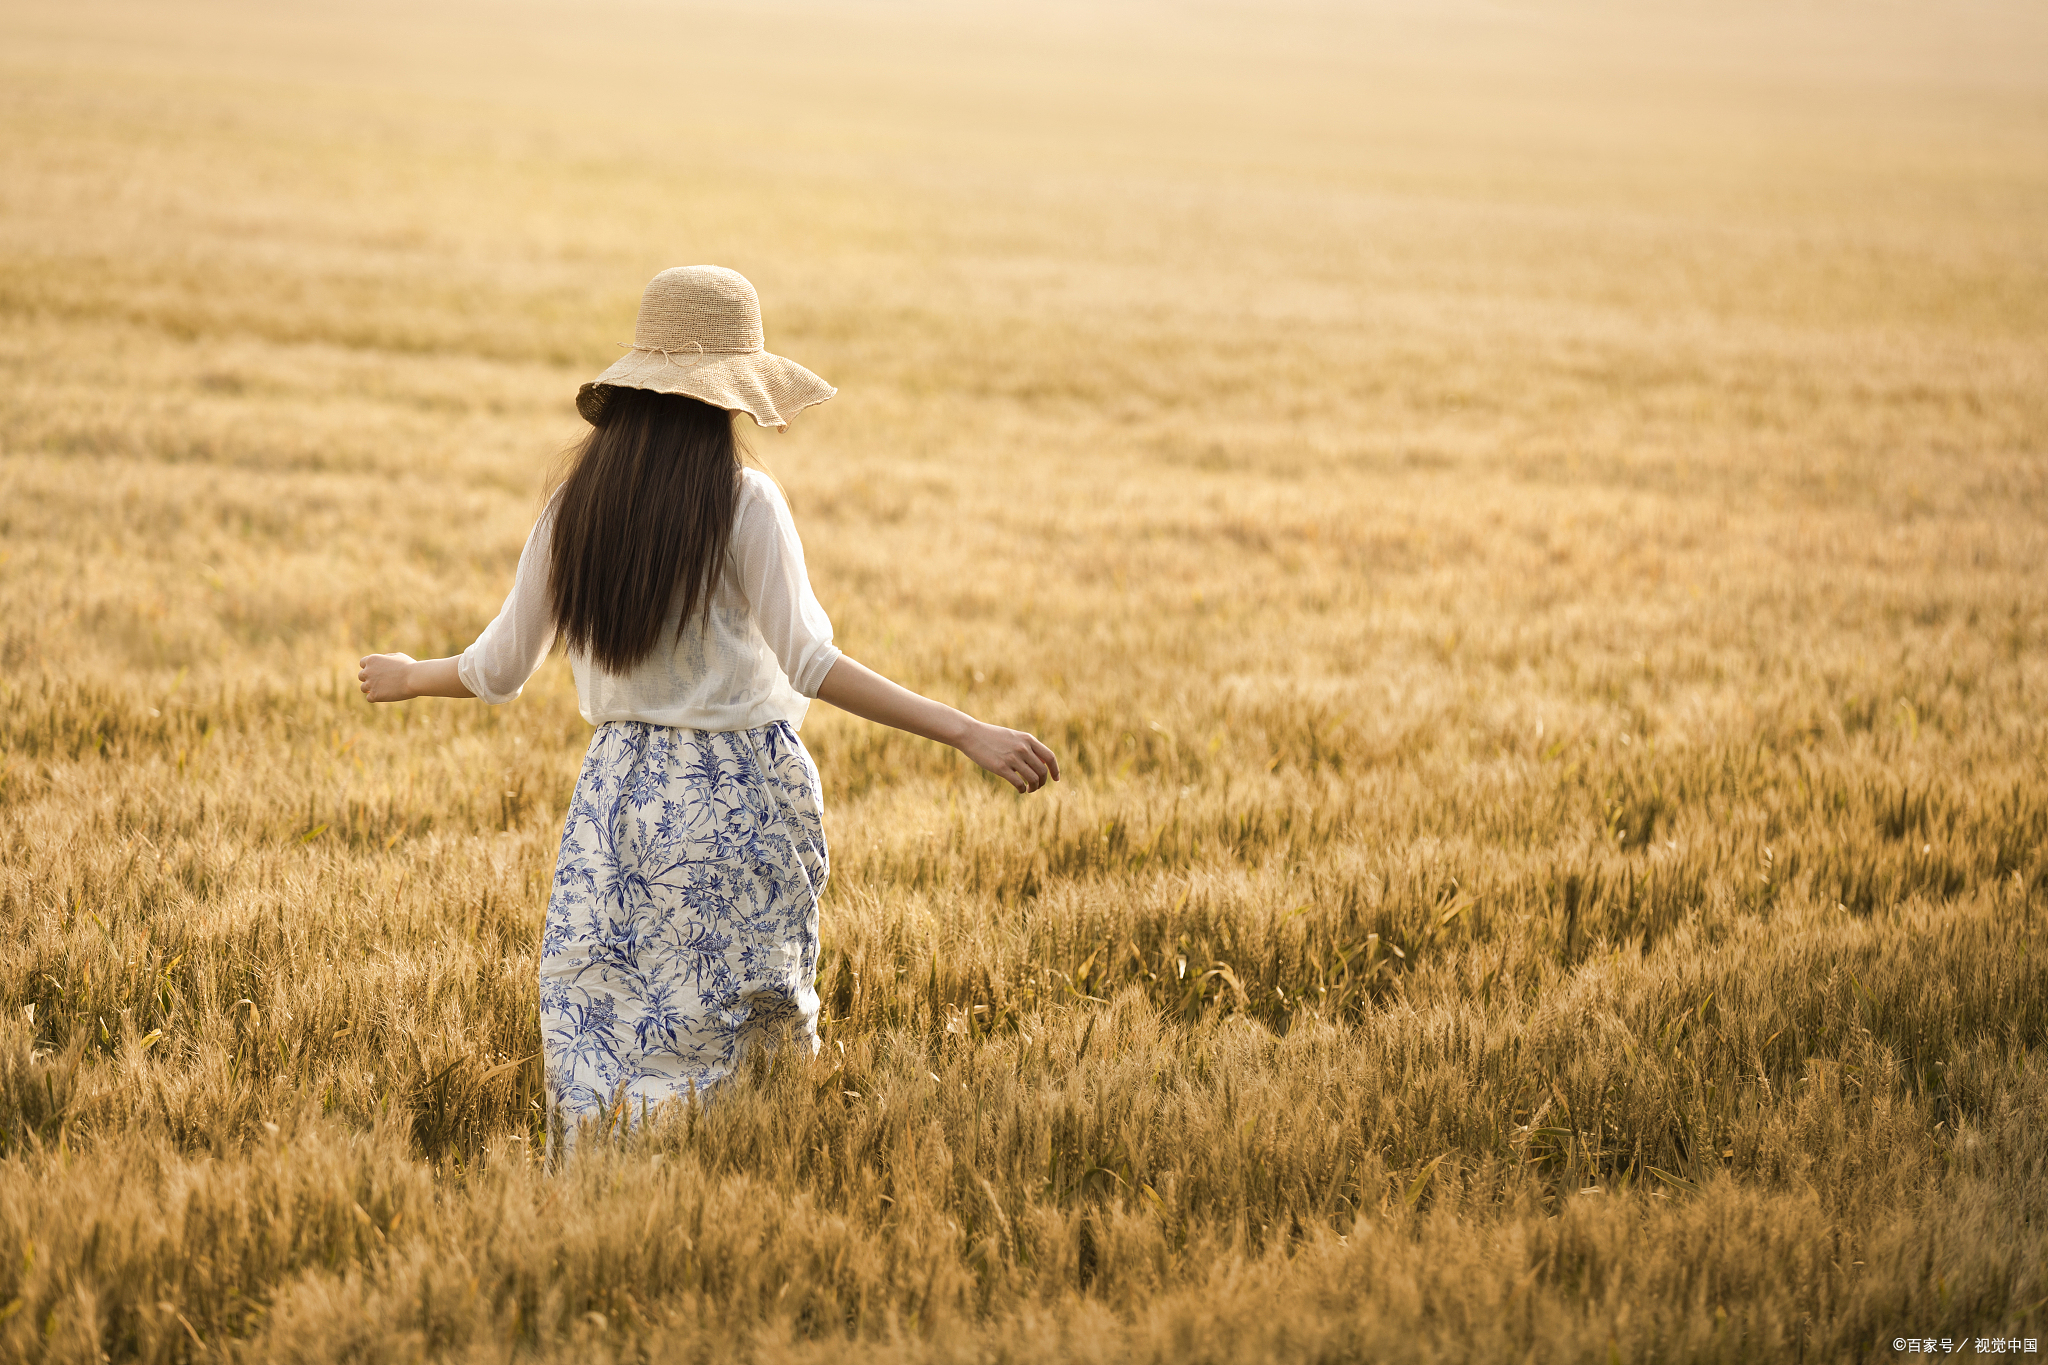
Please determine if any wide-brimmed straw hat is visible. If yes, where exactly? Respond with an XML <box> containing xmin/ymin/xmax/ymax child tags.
<box><xmin>576</xmin><ymin>266</ymin><xmax>835</xmax><ymax>431</ymax></box>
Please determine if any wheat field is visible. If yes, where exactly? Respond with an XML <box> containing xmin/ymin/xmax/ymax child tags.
<box><xmin>3</xmin><ymin>0</ymin><xmax>2047</xmax><ymax>1359</ymax></box>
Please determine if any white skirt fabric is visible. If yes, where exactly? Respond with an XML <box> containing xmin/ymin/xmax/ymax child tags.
<box><xmin>539</xmin><ymin>719</ymin><xmax>827</xmax><ymax>1156</ymax></box>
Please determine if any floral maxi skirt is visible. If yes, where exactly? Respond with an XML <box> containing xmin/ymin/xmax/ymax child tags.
<box><xmin>540</xmin><ymin>720</ymin><xmax>827</xmax><ymax>1154</ymax></box>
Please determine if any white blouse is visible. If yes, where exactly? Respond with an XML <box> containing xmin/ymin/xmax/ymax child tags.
<box><xmin>456</xmin><ymin>467</ymin><xmax>842</xmax><ymax>731</ymax></box>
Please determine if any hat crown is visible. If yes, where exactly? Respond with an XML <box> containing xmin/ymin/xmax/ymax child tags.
<box><xmin>632</xmin><ymin>266</ymin><xmax>764</xmax><ymax>355</ymax></box>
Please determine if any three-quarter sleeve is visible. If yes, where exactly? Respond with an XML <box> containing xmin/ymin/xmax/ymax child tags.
<box><xmin>732</xmin><ymin>473</ymin><xmax>841</xmax><ymax>698</ymax></box>
<box><xmin>457</xmin><ymin>496</ymin><xmax>559</xmax><ymax>704</ymax></box>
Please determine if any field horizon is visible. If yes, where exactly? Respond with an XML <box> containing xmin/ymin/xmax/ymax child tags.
<box><xmin>3</xmin><ymin>0</ymin><xmax>2046</xmax><ymax>1360</ymax></box>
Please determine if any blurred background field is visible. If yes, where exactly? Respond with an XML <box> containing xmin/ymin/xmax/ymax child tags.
<box><xmin>2</xmin><ymin>0</ymin><xmax>2046</xmax><ymax>1359</ymax></box>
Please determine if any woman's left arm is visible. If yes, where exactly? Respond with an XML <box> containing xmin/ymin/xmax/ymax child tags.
<box><xmin>358</xmin><ymin>654</ymin><xmax>475</xmax><ymax>701</ymax></box>
<box><xmin>359</xmin><ymin>495</ymin><xmax>558</xmax><ymax>706</ymax></box>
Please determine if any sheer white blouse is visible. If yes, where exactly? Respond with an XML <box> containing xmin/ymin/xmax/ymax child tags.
<box><xmin>456</xmin><ymin>467</ymin><xmax>842</xmax><ymax>731</ymax></box>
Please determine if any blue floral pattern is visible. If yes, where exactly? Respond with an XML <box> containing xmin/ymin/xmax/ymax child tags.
<box><xmin>540</xmin><ymin>719</ymin><xmax>827</xmax><ymax>1156</ymax></box>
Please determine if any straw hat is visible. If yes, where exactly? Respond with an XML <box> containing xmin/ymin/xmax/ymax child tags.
<box><xmin>576</xmin><ymin>266</ymin><xmax>835</xmax><ymax>431</ymax></box>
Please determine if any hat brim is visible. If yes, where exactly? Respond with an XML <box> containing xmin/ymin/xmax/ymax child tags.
<box><xmin>576</xmin><ymin>349</ymin><xmax>835</xmax><ymax>429</ymax></box>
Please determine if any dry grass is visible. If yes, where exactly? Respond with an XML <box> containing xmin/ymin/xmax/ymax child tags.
<box><xmin>3</xmin><ymin>0</ymin><xmax>2047</xmax><ymax>1359</ymax></box>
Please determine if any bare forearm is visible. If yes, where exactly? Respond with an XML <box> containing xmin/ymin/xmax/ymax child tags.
<box><xmin>814</xmin><ymin>654</ymin><xmax>1059</xmax><ymax>794</ymax></box>
<box><xmin>357</xmin><ymin>653</ymin><xmax>475</xmax><ymax>702</ymax></box>
<box><xmin>814</xmin><ymin>655</ymin><xmax>970</xmax><ymax>745</ymax></box>
<box><xmin>406</xmin><ymin>657</ymin><xmax>474</xmax><ymax>698</ymax></box>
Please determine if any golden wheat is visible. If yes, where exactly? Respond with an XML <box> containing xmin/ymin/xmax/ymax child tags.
<box><xmin>2</xmin><ymin>0</ymin><xmax>2046</xmax><ymax>1359</ymax></box>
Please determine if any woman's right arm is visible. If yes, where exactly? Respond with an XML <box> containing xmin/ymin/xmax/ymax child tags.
<box><xmin>815</xmin><ymin>655</ymin><xmax>1059</xmax><ymax>795</ymax></box>
<box><xmin>735</xmin><ymin>474</ymin><xmax>1059</xmax><ymax>794</ymax></box>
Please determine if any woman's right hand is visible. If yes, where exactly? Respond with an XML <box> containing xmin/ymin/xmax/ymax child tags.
<box><xmin>813</xmin><ymin>656</ymin><xmax>1059</xmax><ymax>793</ymax></box>
<box><xmin>958</xmin><ymin>721</ymin><xmax>1061</xmax><ymax>794</ymax></box>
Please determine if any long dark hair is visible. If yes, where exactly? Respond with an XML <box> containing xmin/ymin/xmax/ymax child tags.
<box><xmin>548</xmin><ymin>387</ymin><xmax>740</xmax><ymax>673</ymax></box>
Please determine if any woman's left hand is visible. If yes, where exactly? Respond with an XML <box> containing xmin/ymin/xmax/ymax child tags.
<box><xmin>358</xmin><ymin>653</ymin><xmax>420</xmax><ymax>703</ymax></box>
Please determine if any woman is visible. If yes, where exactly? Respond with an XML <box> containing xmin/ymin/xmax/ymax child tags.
<box><xmin>358</xmin><ymin>266</ymin><xmax>1058</xmax><ymax>1156</ymax></box>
